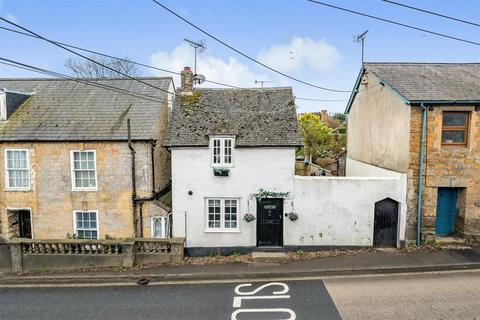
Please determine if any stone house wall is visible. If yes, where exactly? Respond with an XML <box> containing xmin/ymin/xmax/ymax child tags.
<box><xmin>408</xmin><ymin>106</ymin><xmax>480</xmax><ymax>241</ymax></box>
<box><xmin>0</xmin><ymin>140</ymin><xmax>170</xmax><ymax>240</ymax></box>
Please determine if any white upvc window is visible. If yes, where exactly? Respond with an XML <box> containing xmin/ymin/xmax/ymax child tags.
<box><xmin>4</xmin><ymin>149</ymin><xmax>30</xmax><ymax>190</ymax></box>
<box><xmin>73</xmin><ymin>210</ymin><xmax>99</xmax><ymax>239</ymax></box>
<box><xmin>70</xmin><ymin>150</ymin><xmax>97</xmax><ymax>191</ymax></box>
<box><xmin>206</xmin><ymin>198</ymin><xmax>239</xmax><ymax>232</ymax></box>
<box><xmin>151</xmin><ymin>216</ymin><xmax>169</xmax><ymax>238</ymax></box>
<box><xmin>211</xmin><ymin>137</ymin><xmax>234</xmax><ymax>167</ymax></box>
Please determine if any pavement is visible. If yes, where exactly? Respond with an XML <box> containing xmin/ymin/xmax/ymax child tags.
<box><xmin>2</xmin><ymin>271</ymin><xmax>480</xmax><ymax>319</ymax></box>
<box><xmin>1</xmin><ymin>247</ymin><xmax>480</xmax><ymax>286</ymax></box>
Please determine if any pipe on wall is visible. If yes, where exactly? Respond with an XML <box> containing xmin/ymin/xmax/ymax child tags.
<box><xmin>127</xmin><ymin>118</ymin><xmax>137</xmax><ymax>238</ymax></box>
<box><xmin>416</xmin><ymin>103</ymin><xmax>427</xmax><ymax>245</ymax></box>
<box><xmin>150</xmin><ymin>141</ymin><xmax>156</xmax><ymax>194</ymax></box>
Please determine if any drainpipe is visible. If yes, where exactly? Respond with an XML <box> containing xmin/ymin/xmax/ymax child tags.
<box><xmin>127</xmin><ymin>118</ymin><xmax>137</xmax><ymax>238</ymax></box>
<box><xmin>416</xmin><ymin>103</ymin><xmax>427</xmax><ymax>245</ymax></box>
<box><xmin>150</xmin><ymin>141</ymin><xmax>156</xmax><ymax>194</ymax></box>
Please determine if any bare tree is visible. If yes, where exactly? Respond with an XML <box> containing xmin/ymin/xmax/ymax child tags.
<box><xmin>65</xmin><ymin>55</ymin><xmax>141</xmax><ymax>78</ymax></box>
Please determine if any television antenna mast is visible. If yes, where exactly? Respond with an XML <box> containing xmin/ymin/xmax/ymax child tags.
<box><xmin>354</xmin><ymin>30</ymin><xmax>368</xmax><ymax>65</ymax></box>
<box><xmin>254</xmin><ymin>80</ymin><xmax>272</xmax><ymax>88</ymax></box>
<box><xmin>184</xmin><ymin>38</ymin><xmax>206</xmax><ymax>75</ymax></box>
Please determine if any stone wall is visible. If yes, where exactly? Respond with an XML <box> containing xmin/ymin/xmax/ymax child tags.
<box><xmin>0</xmin><ymin>141</ymin><xmax>164</xmax><ymax>240</ymax></box>
<box><xmin>408</xmin><ymin>106</ymin><xmax>480</xmax><ymax>241</ymax></box>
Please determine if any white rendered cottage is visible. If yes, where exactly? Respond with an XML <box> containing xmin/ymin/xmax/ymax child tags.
<box><xmin>164</xmin><ymin>67</ymin><xmax>302</xmax><ymax>255</ymax></box>
<box><xmin>165</xmin><ymin>67</ymin><xmax>408</xmax><ymax>256</ymax></box>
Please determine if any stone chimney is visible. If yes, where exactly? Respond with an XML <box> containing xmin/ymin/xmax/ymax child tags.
<box><xmin>180</xmin><ymin>66</ymin><xmax>194</xmax><ymax>95</ymax></box>
<box><xmin>320</xmin><ymin>110</ymin><xmax>329</xmax><ymax>123</ymax></box>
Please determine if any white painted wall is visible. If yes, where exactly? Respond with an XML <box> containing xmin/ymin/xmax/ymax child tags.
<box><xmin>291</xmin><ymin>174</ymin><xmax>407</xmax><ymax>247</ymax></box>
<box><xmin>171</xmin><ymin>147</ymin><xmax>296</xmax><ymax>248</ymax></box>
<box><xmin>346</xmin><ymin>157</ymin><xmax>408</xmax><ymax>243</ymax></box>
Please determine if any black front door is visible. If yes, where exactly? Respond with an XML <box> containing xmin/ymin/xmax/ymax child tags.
<box><xmin>373</xmin><ymin>198</ymin><xmax>398</xmax><ymax>247</ymax></box>
<box><xmin>257</xmin><ymin>198</ymin><xmax>283</xmax><ymax>247</ymax></box>
<box><xmin>18</xmin><ymin>210</ymin><xmax>32</xmax><ymax>238</ymax></box>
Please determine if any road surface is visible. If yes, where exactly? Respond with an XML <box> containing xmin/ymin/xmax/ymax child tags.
<box><xmin>1</xmin><ymin>270</ymin><xmax>479</xmax><ymax>319</ymax></box>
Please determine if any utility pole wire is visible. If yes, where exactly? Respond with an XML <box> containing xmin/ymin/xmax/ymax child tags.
<box><xmin>150</xmin><ymin>0</ymin><xmax>350</xmax><ymax>93</ymax></box>
<box><xmin>0</xmin><ymin>25</ymin><xmax>240</xmax><ymax>89</ymax></box>
<box><xmin>383</xmin><ymin>0</ymin><xmax>480</xmax><ymax>28</ymax></box>
<box><xmin>0</xmin><ymin>58</ymin><xmax>167</xmax><ymax>103</ymax></box>
<box><xmin>0</xmin><ymin>25</ymin><xmax>347</xmax><ymax>102</ymax></box>
<box><xmin>307</xmin><ymin>0</ymin><xmax>480</xmax><ymax>47</ymax></box>
<box><xmin>0</xmin><ymin>17</ymin><xmax>177</xmax><ymax>96</ymax></box>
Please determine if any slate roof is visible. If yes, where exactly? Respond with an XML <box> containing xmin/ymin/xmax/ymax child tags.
<box><xmin>0</xmin><ymin>77</ymin><xmax>172</xmax><ymax>141</ymax></box>
<box><xmin>364</xmin><ymin>62</ymin><xmax>480</xmax><ymax>102</ymax></box>
<box><xmin>164</xmin><ymin>87</ymin><xmax>302</xmax><ymax>147</ymax></box>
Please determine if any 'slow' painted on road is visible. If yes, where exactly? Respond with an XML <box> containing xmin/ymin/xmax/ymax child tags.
<box><xmin>231</xmin><ymin>282</ymin><xmax>296</xmax><ymax>320</ymax></box>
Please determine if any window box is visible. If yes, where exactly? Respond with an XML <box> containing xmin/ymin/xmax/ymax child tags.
<box><xmin>213</xmin><ymin>168</ymin><xmax>230</xmax><ymax>176</ymax></box>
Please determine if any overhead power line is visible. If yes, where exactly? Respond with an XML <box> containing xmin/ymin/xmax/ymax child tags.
<box><xmin>307</xmin><ymin>0</ymin><xmax>480</xmax><ymax>47</ymax></box>
<box><xmin>150</xmin><ymin>0</ymin><xmax>350</xmax><ymax>93</ymax></box>
<box><xmin>295</xmin><ymin>97</ymin><xmax>347</xmax><ymax>102</ymax></box>
<box><xmin>382</xmin><ymin>0</ymin><xmax>480</xmax><ymax>27</ymax></box>
<box><xmin>0</xmin><ymin>26</ymin><xmax>239</xmax><ymax>89</ymax></box>
<box><xmin>0</xmin><ymin>16</ymin><xmax>177</xmax><ymax>96</ymax></box>
<box><xmin>0</xmin><ymin>57</ymin><xmax>167</xmax><ymax>103</ymax></box>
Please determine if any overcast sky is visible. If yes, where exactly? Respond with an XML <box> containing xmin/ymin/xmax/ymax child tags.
<box><xmin>1</xmin><ymin>0</ymin><xmax>479</xmax><ymax>113</ymax></box>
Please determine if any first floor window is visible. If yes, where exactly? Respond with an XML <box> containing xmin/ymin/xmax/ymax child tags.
<box><xmin>74</xmin><ymin>211</ymin><xmax>98</xmax><ymax>239</ymax></box>
<box><xmin>71</xmin><ymin>150</ymin><xmax>97</xmax><ymax>190</ymax></box>
<box><xmin>207</xmin><ymin>198</ymin><xmax>238</xmax><ymax>230</ymax></box>
<box><xmin>211</xmin><ymin>137</ymin><xmax>234</xmax><ymax>166</ymax></box>
<box><xmin>151</xmin><ymin>216</ymin><xmax>169</xmax><ymax>238</ymax></box>
<box><xmin>5</xmin><ymin>149</ymin><xmax>30</xmax><ymax>189</ymax></box>
<box><xmin>442</xmin><ymin>111</ymin><xmax>469</xmax><ymax>147</ymax></box>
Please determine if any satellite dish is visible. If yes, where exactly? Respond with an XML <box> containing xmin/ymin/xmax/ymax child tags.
<box><xmin>193</xmin><ymin>74</ymin><xmax>206</xmax><ymax>84</ymax></box>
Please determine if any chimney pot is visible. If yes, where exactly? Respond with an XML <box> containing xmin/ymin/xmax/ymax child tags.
<box><xmin>180</xmin><ymin>66</ymin><xmax>194</xmax><ymax>95</ymax></box>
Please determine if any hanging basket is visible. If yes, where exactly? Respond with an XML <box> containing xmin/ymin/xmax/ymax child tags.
<box><xmin>287</xmin><ymin>212</ymin><xmax>298</xmax><ymax>221</ymax></box>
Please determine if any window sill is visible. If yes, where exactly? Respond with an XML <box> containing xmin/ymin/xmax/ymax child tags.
<box><xmin>4</xmin><ymin>188</ymin><xmax>31</xmax><ymax>192</ymax></box>
<box><xmin>71</xmin><ymin>188</ymin><xmax>98</xmax><ymax>192</ymax></box>
<box><xmin>204</xmin><ymin>229</ymin><xmax>240</xmax><ymax>233</ymax></box>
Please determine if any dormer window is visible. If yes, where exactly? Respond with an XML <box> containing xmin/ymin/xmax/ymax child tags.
<box><xmin>211</xmin><ymin>137</ymin><xmax>234</xmax><ymax>167</ymax></box>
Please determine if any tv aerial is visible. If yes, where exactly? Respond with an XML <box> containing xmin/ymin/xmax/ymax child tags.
<box><xmin>184</xmin><ymin>38</ymin><xmax>206</xmax><ymax>84</ymax></box>
<box><xmin>254</xmin><ymin>80</ymin><xmax>272</xmax><ymax>88</ymax></box>
<box><xmin>354</xmin><ymin>30</ymin><xmax>368</xmax><ymax>65</ymax></box>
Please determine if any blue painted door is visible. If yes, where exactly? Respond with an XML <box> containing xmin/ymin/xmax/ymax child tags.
<box><xmin>435</xmin><ymin>188</ymin><xmax>458</xmax><ymax>235</ymax></box>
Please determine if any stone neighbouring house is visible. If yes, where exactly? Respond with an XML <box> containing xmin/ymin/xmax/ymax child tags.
<box><xmin>165</xmin><ymin>67</ymin><xmax>407</xmax><ymax>255</ymax></box>
<box><xmin>0</xmin><ymin>77</ymin><xmax>174</xmax><ymax>240</ymax></box>
<box><xmin>346</xmin><ymin>62</ymin><xmax>480</xmax><ymax>243</ymax></box>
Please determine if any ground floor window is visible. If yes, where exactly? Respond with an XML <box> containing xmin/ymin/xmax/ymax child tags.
<box><xmin>151</xmin><ymin>216</ymin><xmax>169</xmax><ymax>238</ymax></box>
<box><xmin>206</xmin><ymin>198</ymin><xmax>239</xmax><ymax>231</ymax></box>
<box><xmin>73</xmin><ymin>211</ymin><xmax>98</xmax><ymax>239</ymax></box>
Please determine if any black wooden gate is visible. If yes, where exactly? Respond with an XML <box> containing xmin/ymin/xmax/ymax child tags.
<box><xmin>257</xmin><ymin>198</ymin><xmax>283</xmax><ymax>247</ymax></box>
<box><xmin>0</xmin><ymin>236</ymin><xmax>11</xmax><ymax>272</ymax></box>
<box><xmin>373</xmin><ymin>198</ymin><xmax>398</xmax><ymax>247</ymax></box>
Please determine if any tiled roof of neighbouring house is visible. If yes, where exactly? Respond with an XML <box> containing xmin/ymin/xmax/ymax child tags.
<box><xmin>164</xmin><ymin>87</ymin><xmax>302</xmax><ymax>147</ymax></box>
<box><xmin>364</xmin><ymin>62</ymin><xmax>480</xmax><ymax>102</ymax></box>
<box><xmin>0</xmin><ymin>77</ymin><xmax>172</xmax><ymax>141</ymax></box>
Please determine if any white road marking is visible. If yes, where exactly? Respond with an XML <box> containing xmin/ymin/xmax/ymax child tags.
<box><xmin>231</xmin><ymin>308</ymin><xmax>296</xmax><ymax>320</ymax></box>
<box><xmin>235</xmin><ymin>282</ymin><xmax>289</xmax><ymax>295</ymax></box>
<box><xmin>233</xmin><ymin>295</ymin><xmax>290</xmax><ymax>308</ymax></box>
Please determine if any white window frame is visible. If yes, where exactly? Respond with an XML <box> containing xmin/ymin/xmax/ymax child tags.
<box><xmin>73</xmin><ymin>210</ymin><xmax>99</xmax><ymax>240</ymax></box>
<box><xmin>210</xmin><ymin>136</ymin><xmax>235</xmax><ymax>167</ymax></box>
<box><xmin>4</xmin><ymin>149</ymin><xmax>30</xmax><ymax>191</ymax></box>
<box><xmin>70</xmin><ymin>150</ymin><xmax>98</xmax><ymax>191</ymax></box>
<box><xmin>151</xmin><ymin>216</ymin><xmax>169</xmax><ymax>238</ymax></box>
<box><xmin>205</xmin><ymin>198</ymin><xmax>240</xmax><ymax>233</ymax></box>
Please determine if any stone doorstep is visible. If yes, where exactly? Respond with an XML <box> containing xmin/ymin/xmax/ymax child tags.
<box><xmin>251</xmin><ymin>251</ymin><xmax>288</xmax><ymax>263</ymax></box>
<box><xmin>435</xmin><ymin>236</ymin><xmax>466</xmax><ymax>246</ymax></box>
